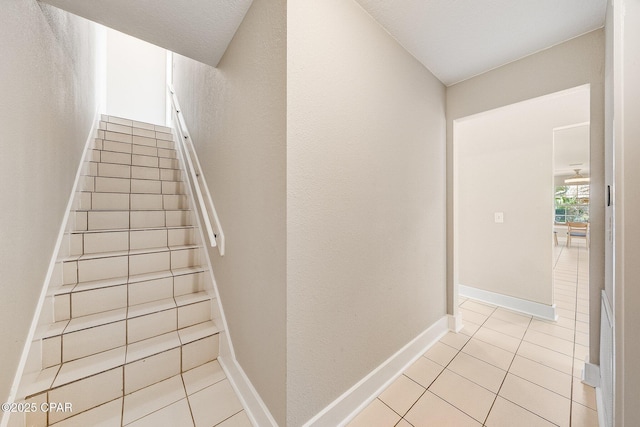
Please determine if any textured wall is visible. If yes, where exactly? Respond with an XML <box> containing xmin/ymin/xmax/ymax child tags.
<box><xmin>287</xmin><ymin>0</ymin><xmax>446</xmax><ymax>424</ymax></box>
<box><xmin>0</xmin><ymin>1</ymin><xmax>101</xmax><ymax>404</ymax></box>
<box><xmin>171</xmin><ymin>0</ymin><xmax>287</xmax><ymax>423</ymax></box>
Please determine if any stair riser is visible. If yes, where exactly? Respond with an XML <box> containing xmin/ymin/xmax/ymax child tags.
<box><xmin>72</xmin><ymin>210</ymin><xmax>192</xmax><ymax>232</ymax></box>
<box><xmin>89</xmin><ymin>163</ymin><xmax>182</xmax><ymax>181</ymax></box>
<box><xmin>69</xmin><ymin>228</ymin><xmax>195</xmax><ymax>256</ymax></box>
<box><xmin>88</xmin><ymin>150</ymin><xmax>180</xmax><ymax>169</ymax></box>
<box><xmin>74</xmin><ymin>193</ymin><xmax>188</xmax><ymax>211</ymax></box>
<box><xmin>61</xmin><ymin>247</ymin><xmax>200</xmax><ymax>287</ymax></box>
<box><xmin>80</xmin><ymin>177</ymin><xmax>185</xmax><ymax>195</ymax></box>
<box><xmin>96</xmin><ymin>141</ymin><xmax>179</xmax><ymax>159</ymax></box>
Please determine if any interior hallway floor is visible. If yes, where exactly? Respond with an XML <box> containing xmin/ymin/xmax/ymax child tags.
<box><xmin>348</xmin><ymin>237</ymin><xmax>597</xmax><ymax>426</ymax></box>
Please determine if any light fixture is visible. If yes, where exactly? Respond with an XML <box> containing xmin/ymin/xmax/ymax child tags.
<box><xmin>565</xmin><ymin>168</ymin><xmax>590</xmax><ymax>184</ymax></box>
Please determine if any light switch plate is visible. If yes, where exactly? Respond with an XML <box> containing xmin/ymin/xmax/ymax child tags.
<box><xmin>494</xmin><ymin>212</ymin><xmax>504</xmax><ymax>223</ymax></box>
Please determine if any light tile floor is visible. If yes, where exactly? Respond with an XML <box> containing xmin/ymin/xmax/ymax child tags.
<box><xmin>348</xmin><ymin>238</ymin><xmax>597</xmax><ymax>427</ymax></box>
<box><xmin>52</xmin><ymin>360</ymin><xmax>252</xmax><ymax>427</ymax></box>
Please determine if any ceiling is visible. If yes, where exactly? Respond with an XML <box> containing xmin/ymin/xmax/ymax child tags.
<box><xmin>41</xmin><ymin>0</ymin><xmax>607</xmax><ymax>85</ymax></box>
<box><xmin>554</xmin><ymin>124</ymin><xmax>590</xmax><ymax>177</ymax></box>
<box><xmin>354</xmin><ymin>0</ymin><xmax>608</xmax><ymax>85</ymax></box>
<box><xmin>40</xmin><ymin>0</ymin><xmax>253</xmax><ymax>67</ymax></box>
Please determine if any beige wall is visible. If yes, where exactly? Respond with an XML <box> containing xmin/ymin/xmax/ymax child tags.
<box><xmin>106</xmin><ymin>29</ymin><xmax>166</xmax><ymax>125</ymax></box>
<box><xmin>0</xmin><ymin>1</ymin><xmax>101</xmax><ymax>404</ymax></box>
<box><xmin>171</xmin><ymin>0</ymin><xmax>287</xmax><ymax>423</ymax></box>
<box><xmin>455</xmin><ymin>88</ymin><xmax>589</xmax><ymax>305</ymax></box>
<box><xmin>612</xmin><ymin>0</ymin><xmax>640</xmax><ymax>424</ymax></box>
<box><xmin>287</xmin><ymin>0</ymin><xmax>446</xmax><ymax>424</ymax></box>
<box><xmin>447</xmin><ymin>29</ymin><xmax>605</xmax><ymax>362</ymax></box>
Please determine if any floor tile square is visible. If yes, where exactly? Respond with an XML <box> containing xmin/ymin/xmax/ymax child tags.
<box><xmin>509</xmin><ymin>355</ymin><xmax>572</xmax><ymax>397</ymax></box>
<box><xmin>498</xmin><ymin>374</ymin><xmax>570</xmax><ymax>427</ymax></box>
<box><xmin>404</xmin><ymin>356</ymin><xmax>444</xmax><ymax>389</ymax></box>
<box><xmin>460</xmin><ymin>300</ymin><xmax>496</xmax><ymax>316</ymax></box>
<box><xmin>216</xmin><ymin>411</ymin><xmax>253</xmax><ymax>427</ymax></box>
<box><xmin>439</xmin><ymin>332</ymin><xmax>470</xmax><ymax>350</ymax></box>
<box><xmin>571</xmin><ymin>402</ymin><xmax>599</xmax><ymax>427</ymax></box>
<box><xmin>517</xmin><ymin>341</ymin><xmax>573</xmax><ymax>374</ymax></box>
<box><xmin>461</xmin><ymin>338</ymin><xmax>515</xmax><ymax>370</ymax></box>
<box><xmin>404</xmin><ymin>391</ymin><xmax>481</xmax><ymax>427</ymax></box>
<box><xmin>126</xmin><ymin>398</ymin><xmax>194</xmax><ymax>427</ymax></box>
<box><xmin>483</xmin><ymin>316</ymin><xmax>527</xmax><ymax>339</ymax></box>
<box><xmin>429</xmin><ymin>369</ymin><xmax>496</xmax><ymax>423</ymax></box>
<box><xmin>474</xmin><ymin>327</ymin><xmax>521</xmax><ymax>353</ymax></box>
<box><xmin>346</xmin><ymin>399</ymin><xmax>400</xmax><ymax>427</ymax></box>
<box><xmin>188</xmin><ymin>379</ymin><xmax>243</xmax><ymax>427</ymax></box>
<box><xmin>490</xmin><ymin>308</ymin><xmax>532</xmax><ymax>326</ymax></box>
<box><xmin>485</xmin><ymin>396</ymin><xmax>555</xmax><ymax>427</ymax></box>
<box><xmin>572</xmin><ymin>380</ymin><xmax>597</xmax><ymax>410</ymax></box>
<box><xmin>447</xmin><ymin>352</ymin><xmax>506</xmax><ymax>393</ymax></box>
<box><xmin>460</xmin><ymin>308</ymin><xmax>489</xmax><ymax>325</ymax></box>
<box><xmin>379</xmin><ymin>375</ymin><xmax>425</xmax><ymax>416</ymax></box>
<box><xmin>423</xmin><ymin>342</ymin><xmax>458</xmax><ymax>367</ymax></box>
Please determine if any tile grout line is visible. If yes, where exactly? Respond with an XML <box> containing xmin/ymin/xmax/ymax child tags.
<box><xmin>480</xmin><ymin>312</ymin><xmax>533</xmax><ymax>426</ymax></box>
<box><xmin>400</xmin><ymin>304</ymin><xmax>498</xmax><ymax>425</ymax></box>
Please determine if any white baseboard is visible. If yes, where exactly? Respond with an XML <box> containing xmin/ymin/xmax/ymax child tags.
<box><xmin>218</xmin><ymin>347</ymin><xmax>279</xmax><ymax>427</ymax></box>
<box><xmin>304</xmin><ymin>316</ymin><xmax>449</xmax><ymax>427</ymax></box>
<box><xmin>596</xmin><ymin>386</ymin><xmax>607</xmax><ymax>427</ymax></box>
<box><xmin>582</xmin><ymin>361</ymin><xmax>600</xmax><ymax>388</ymax></box>
<box><xmin>459</xmin><ymin>284</ymin><xmax>557</xmax><ymax>320</ymax></box>
<box><xmin>448</xmin><ymin>313</ymin><xmax>463</xmax><ymax>332</ymax></box>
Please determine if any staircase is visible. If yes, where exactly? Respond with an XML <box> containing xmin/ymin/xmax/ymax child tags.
<box><xmin>12</xmin><ymin>116</ymin><xmax>241</xmax><ymax>426</ymax></box>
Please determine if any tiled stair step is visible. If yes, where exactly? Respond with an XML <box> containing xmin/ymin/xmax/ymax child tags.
<box><xmin>60</xmin><ymin>246</ymin><xmax>202</xmax><ymax>290</ymax></box>
<box><xmin>69</xmin><ymin>226</ymin><xmax>196</xmax><ymax>256</ymax></box>
<box><xmin>75</xmin><ymin>192</ymin><xmax>188</xmax><ymax>211</ymax></box>
<box><xmin>80</xmin><ymin>176</ymin><xmax>185</xmax><ymax>195</ymax></box>
<box><xmin>100</xmin><ymin>115</ymin><xmax>173</xmax><ymax>134</ymax></box>
<box><xmin>73</xmin><ymin>209</ymin><xmax>192</xmax><ymax>232</ymax></box>
<box><xmin>86</xmin><ymin>162</ymin><xmax>182</xmax><ymax>181</ymax></box>
<box><xmin>87</xmin><ymin>150</ymin><xmax>180</xmax><ymax>169</ymax></box>
<box><xmin>98</xmin><ymin>120</ymin><xmax>174</xmax><ymax>141</ymax></box>
<box><xmin>41</xmin><ymin>291</ymin><xmax>214</xmax><ymax>367</ymax></box>
<box><xmin>90</xmin><ymin>140</ymin><xmax>177</xmax><ymax>158</ymax></box>
<box><xmin>50</xmin><ymin>267</ymin><xmax>206</xmax><ymax>314</ymax></box>
<box><xmin>25</xmin><ymin>320</ymin><xmax>221</xmax><ymax>424</ymax></box>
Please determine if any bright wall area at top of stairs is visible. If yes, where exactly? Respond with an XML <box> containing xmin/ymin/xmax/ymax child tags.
<box><xmin>106</xmin><ymin>28</ymin><xmax>167</xmax><ymax>126</ymax></box>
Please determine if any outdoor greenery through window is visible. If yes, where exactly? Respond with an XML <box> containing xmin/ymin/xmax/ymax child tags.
<box><xmin>555</xmin><ymin>185</ymin><xmax>589</xmax><ymax>223</ymax></box>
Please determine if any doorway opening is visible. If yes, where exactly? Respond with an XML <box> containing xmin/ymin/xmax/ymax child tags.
<box><xmin>453</xmin><ymin>84</ymin><xmax>590</xmax><ymax>321</ymax></box>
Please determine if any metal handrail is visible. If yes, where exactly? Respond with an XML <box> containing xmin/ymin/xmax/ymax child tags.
<box><xmin>168</xmin><ymin>84</ymin><xmax>225</xmax><ymax>256</ymax></box>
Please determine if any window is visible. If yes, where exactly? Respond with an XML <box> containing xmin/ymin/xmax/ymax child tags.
<box><xmin>555</xmin><ymin>185</ymin><xmax>589</xmax><ymax>223</ymax></box>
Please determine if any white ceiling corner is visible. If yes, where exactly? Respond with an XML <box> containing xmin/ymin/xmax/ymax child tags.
<box><xmin>354</xmin><ymin>0</ymin><xmax>607</xmax><ymax>85</ymax></box>
<box><xmin>39</xmin><ymin>0</ymin><xmax>254</xmax><ymax>67</ymax></box>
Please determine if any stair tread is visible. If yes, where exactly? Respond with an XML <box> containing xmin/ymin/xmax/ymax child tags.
<box><xmin>70</xmin><ymin>225</ymin><xmax>195</xmax><ymax>235</ymax></box>
<box><xmin>71</xmin><ymin>276</ymin><xmax>128</xmax><ymax>293</ymax></box>
<box><xmin>65</xmin><ymin>308</ymin><xmax>127</xmax><ymax>334</ymax></box>
<box><xmin>175</xmin><ymin>291</ymin><xmax>211</xmax><ymax>307</ymax></box>
<box><xmin>52</xmin><ymin>347</ymin><xmax>126</xmax><ymax>389</ymax></box>
<box><xmin>126</xmin><ymin>331</ymin><xmax>181</xmax><ymax>364</ymax></box>
<box><xmin>49</xmin><ymin>291</ymin><xmax>214</xmax><ymax>337</ymax></box>
<box><xmin>62</xmin><ymin>244</ymin><xmax>201</xmax><ymax>263</ymax></box>
<box><xmin>178</xmin><ymin>321</ymin><xmax>220</xmax><ymax>345</ymax></box>
<box><xmin>128</xmin><ymin>298</ymin><xmax>176</xmax><ymax>318</ymax></box>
